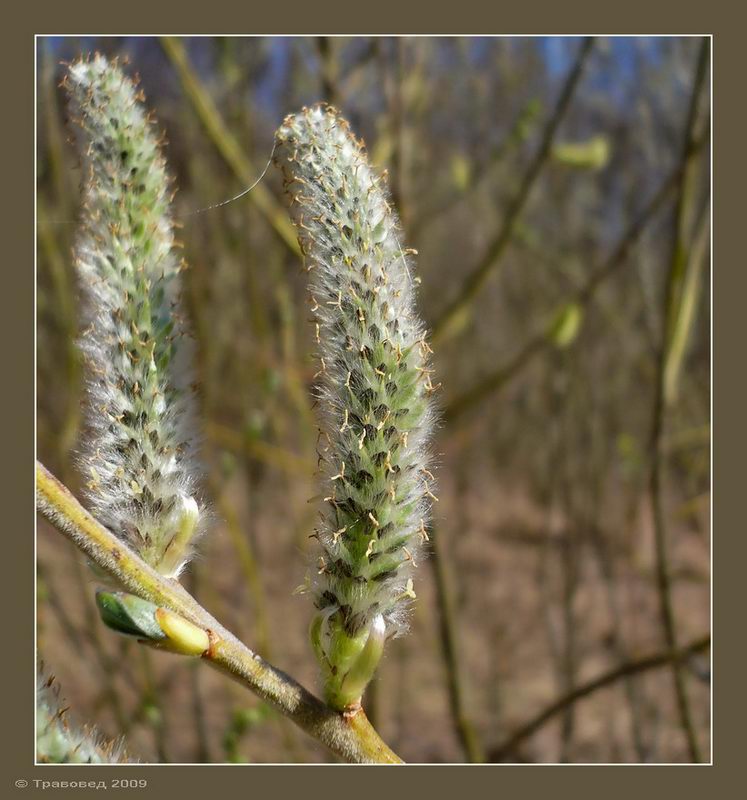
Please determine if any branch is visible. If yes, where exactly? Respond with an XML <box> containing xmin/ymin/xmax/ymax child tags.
<box><xmin>159</xmin><ymin>36</ymin><xmax>300</xmax><ymax>256</ymax></box>
<box><xmin>431</xmin><ymin>37</ymin><xmax>594</xmax><ymax>344</ymax></box>
<box><xmin>36</xmin><ymin>461</ymin><xmax>402</xmax><ymax>764</ymax></box>
<box><xmin>488</xmin><ymin>634</ymin><xmax>710</xmax><ymax>762</ymax></box>
<box><xmin>443</xmin><ymin>121</ymin><xmax>710</xmax><ymax>424</ymax></box>
<box><xmin>647</xmin><ymin>37</ymin><xmax>710</xmax><ymax>764</ymax></box>
<box><xmin>429</xmin><ymin>524</ymin><xmax>484</xmax><ymax>762</ymax></box>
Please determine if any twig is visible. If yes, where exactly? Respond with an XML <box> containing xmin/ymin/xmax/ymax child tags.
<box><xmin>315</xmin><ymin>37</ymin><xmax>341</xmax><ymax>107</ymax></box>
<box><xmin>488</xmin><ymin>634</ymin><xmax>710</xmax><ymax>762</ymax></box>
<box><xmin>205</xmin><ymin>421</ymin><xmax>310</xmax><ymax>476</ymax></box>
<box><xmin>647</xmin><ymin>37</ymin><xmax>710</xmax><ymax>764</ymax></box>
<box><xmin>431</xmin><ymin>37</ymin><xmax>594</xmax><ymax>344</ymax></box>
<box><xmin>429</xmin><ymin>523</ymin><xmax>484</xmax><ymax>762</ymax></box>
<box><xmin>159</xmin><ymin>37</ymin><xmax>300</xmax><ymax>255</ymax></box>
<box><xmin>36</xmin><ymin>461</ymin><xmax>402</xmax><ymax>764</ymax></box>
<box><xmin>409</xmin><ymin>97</ymin><xmax>541</xmax><ymax>240</ymax></box>
<box><xmin>443</xmin><ymin>122</ymin><xmax>710</xmax><ymax>424</ymax></box>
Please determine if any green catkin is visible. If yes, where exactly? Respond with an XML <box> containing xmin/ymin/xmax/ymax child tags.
<box><xmin>65</xmin><ymin>55</ymin><xmax>204</xmax><ymax>577</ymax></box>
<box><xmin>275</xmin><ymin>105</ymin><xmax>438</xmax><ymax>710</ymax></box>
<box><xmin>37</xmin><ymin>673</ymin><xmax>131</xmax><ymax>763</ymax></box>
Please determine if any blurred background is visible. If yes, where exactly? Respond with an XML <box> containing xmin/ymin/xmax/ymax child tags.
<box><xmin>36</xmin><ymin>36</ymin><xmax>711</xmax><ymax>763</ymax></box>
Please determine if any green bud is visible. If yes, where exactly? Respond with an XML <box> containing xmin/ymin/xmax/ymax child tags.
<box><xmin>96</xmin><ymin>591</ymin><xmax>209</xmax><ymax>656</ymax></box>
<box><xmin>552</xmin><ymin>135</ymin><xmax>610</xmax><ymax>170</ymax></box>
<box><xmin>549</xmin><ymin>303</ymin><xmax>583</xmax><ymax>348</ymax></box>
<box><xmin>311</xmin><ymin>612</ymin><xmax>386</xmax><ymax>710</ymax></box>
<box><xmin>96</xmin><ymin>591</ymin><xmax>165</xmax><ymax>641</ymax></box>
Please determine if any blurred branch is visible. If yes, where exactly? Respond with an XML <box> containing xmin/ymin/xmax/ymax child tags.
<box><xmin>648</xmin><ymin>36</ymin><xmax>710</xmax><ymax>764</ymax></box>
<box><xmin>36</xmin><ymin>461</ymin><xmax>402</xmax><ymax>764</ymax></box>
<box><xmin>488</xmin><ymin>634</ymin><xmax>710</xmax><ymax>762</ymax></box>
<box><xmin>430</xmin><ymin>524</ymin><xmax>484</xmax><ymax>762</ymax></box>
<box><xmin>444</xmin><ymin>121</ymin><xmax>710</xmax><ymax>424</ymax></box>
<box><xmin>206</xmin><ymin>420</ymin><xmax>310</xmax><ymax>475</ymax></box>
<box><xmin>36</xmin><ymin>194</ymin><xmax>80</xmax><ymax>467</ymax></box>
<box><xmin>410</xmin><ymin>97</ymin><xmax>541</xmax><ymax>240</ymax></box>
<box><xmin>663</xmin><ymin>202</ymin><xmax>709</xmax><ymax>405</ymax></box>
<box><xmin>431</xmin><ymin>37</ymin><xmax>595</xmax><ymax>344</ymax></box>
<box><xmin>315</xmin><ymin>37</ymin><xmax>340</xmax><ymax>106</ymax></box>
<box><xmin>159</xmin><ymin>37</ymin><xmax>300</xmax><ymax>256</ymax></box>
<box><xmin>208</xmin><ymin>471</ymin><xmax>272</xmax><ymax>658</ymax></box>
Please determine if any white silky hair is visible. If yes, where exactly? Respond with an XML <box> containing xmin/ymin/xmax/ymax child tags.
<box><xmin>275</xmin><ymin>105</ymin><xmax>437</xmax><ymax>641</ymax></box>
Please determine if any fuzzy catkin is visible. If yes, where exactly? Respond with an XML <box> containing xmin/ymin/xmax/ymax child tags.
<box><xmin>66</xmin><ymin>55</ymin><xmax>204</xmax><ymax>578</ymax></box>
<box><xmin>275</xmin><ymin>106</ymin><xmax>437</xmax><ymax>706</ymax></box>
<box><xmin>37</xmin><ymin>673</ymin><xmax>130</xmax><ymax>763</ymax></box>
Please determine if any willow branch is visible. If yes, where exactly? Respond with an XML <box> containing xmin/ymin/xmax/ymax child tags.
<box><xmin>648</xmin><ymin>37</ymin><xmax>710</xmax><ymax>764</ymax></box>
<box><xmin>488</xmin><ymin>634</ymin><xmax>710</xmax><ymax>762</ymax></box>
<box><xmin>430</xmin><ymin>525</ymin><xmax>484</xmax><ymax>762</ymax></box>
<box><xmin>159</xmin><ymin>36</ymin><xmax>300</xmax><ymax>256</ymax></box>
<box><xmin>444</xmin><ymin>121</ymin><xmax>710</xmax><ymax>424</ymax></box>
<box><xmin>36</xmin><ymin>461</ymin><xmax>402</xmax><ymax>764</ymax></box>
<box><xmin>431</xmin><ymin>37</ymin><xmax>594</xmax><ymax>344</ymax></box>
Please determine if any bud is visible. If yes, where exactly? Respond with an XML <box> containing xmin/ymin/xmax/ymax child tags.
<box><xmin>549</xmin><ymin>303</ymin><xmax>583</xmax><ymax>348</ymax></box>
<box><xmin>95</xmin><ymin>591</ymin><xmax>209</xmax><ymax>656</ymax></box>
<box><xmin>37</xmin><ymin>672</ymin><xmax>131</xmax><ymax>763</ymax></box>
<box><xmin>311</xmin><ymin>613</ymin><xmax>386</xmax><ymax>710</ymax></box>
<box><xmin>552</xmin><ymin>135</ymin><xmax>610</xmax><ymax>170</ymax></box>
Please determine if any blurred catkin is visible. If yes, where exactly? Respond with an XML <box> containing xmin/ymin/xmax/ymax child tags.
<box><xmin>66</xmin><ymin>55</ymin><xmax>204</xmax><ymax>577</ymax></box>
<box><xmin>274</xmin><ymin>105</ymin><xmax>437</xmax><ymax>709</ymax></box>
<box><xmin>37</xmin><ymin>672</ymin><xmax>131</xmax><ymax>763</ymax></box>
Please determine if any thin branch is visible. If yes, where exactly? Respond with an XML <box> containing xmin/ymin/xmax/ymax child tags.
<box><xmin>444</xmin><ymin>122</ymin><xmax>710</xmax><ymax>424</ymax></box>
<box><xmin>409</xmin><ymin>97</ymin><xmax>541</xmax><ymax>241</ymax></box>
<box><xmin>429</xmin><ymin>524</ymin><xmax>484</xmax><ymax>762</ymax></box>
<box><xmin>431</xmin><ymin>37</ymin><xmax>594</xmax><ymax>344</ymax></box>
<box><xmin>205</xmin><ymin>421</ymin><xmax>310</xmax><ymax>475</ymax></box>
<box><xmin>36</xmin><ymin>461</ymin><xmax>402</xmax><ymax>764</ymax></box>
<box><xmin>648</xmin><ymin>37</ymin><xmax>710</xmax><ymax>764</ymax></box>
<box><xmin>488</xmin><ymin>634</ymin><xmax>710</xmax><ymax>762</ymax></box>
<box><xmin>159</xmin><ymin>37</ymin><xmax>300</xmax><ymax>256</ymax></box>
<box><xmin>315</xmin><ymin>37</ymin><xmax>341</xmax><ymax>107</ymax></box>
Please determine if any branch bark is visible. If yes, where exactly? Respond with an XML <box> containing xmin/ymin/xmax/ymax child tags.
<box><xmin>36</xmin><ymin>461</ymin><xmax>402</xmax><ymax>764</ymax></box>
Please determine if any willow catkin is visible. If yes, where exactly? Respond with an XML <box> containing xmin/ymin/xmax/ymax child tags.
<box><xmin>37</xmin><ymin>672</ymin><xmax>131</xmax><ymax>763</ymax></box>
<box><xmin>65</xmin><ymin>55</ymin><xmax>204</xmax><ymax>578</ymax></box>
<box><xmin>275</xmin><ymin>105</ymin><xmax>438</xmax><ymax>709</ymax></box>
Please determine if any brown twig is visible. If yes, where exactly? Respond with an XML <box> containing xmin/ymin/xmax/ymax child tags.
<box><xmin>429</xmin><ymin>523</ymin><xmax>484</xmax><ymax>762</ymax></box>
<box><xmin>647</xmin><ymin>37</ymin><xmax>710</xmax><ymax>764</ymax></box>
<box><xmin>443</xmin><ymin>121</ymin><xmax>710</xmax><ymax>424</ymax></box>
<box><xmin>159</xmin><ymin>36</ymin><xmax>300</xmax><ymax>255</ymax></box>
<box><xmin>488</xmin><ymin>634</ymin><xmax>710</xmax><ymax>762</ymax></box>
<box><xmin>431</xmin><ymin>37</ymin><xmax>595</xmax><ymax>344</ymax></box>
